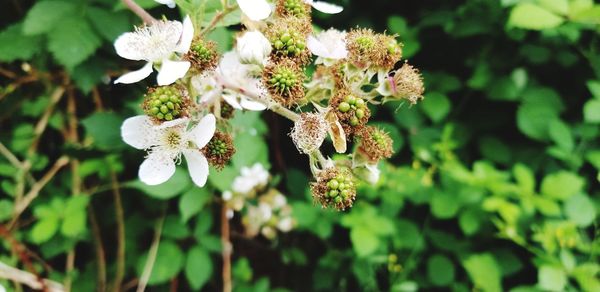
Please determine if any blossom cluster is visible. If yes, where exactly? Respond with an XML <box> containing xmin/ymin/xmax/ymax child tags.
<box><xmin>115</xmin><ymin>0</ymin><xmax>424</xmax><ymax>211</ymax></box>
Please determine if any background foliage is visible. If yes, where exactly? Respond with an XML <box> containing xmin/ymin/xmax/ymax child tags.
<box><xmin>1</xmin><ymin>0</ymin><xmax>599</xmax><ymax>291</ymax></box>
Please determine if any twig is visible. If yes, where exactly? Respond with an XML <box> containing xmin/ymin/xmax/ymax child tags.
<box><xmin>136</xmin><ymin>214</ymin><xmax>166</xmax><ymax>292</ymax></box>
<box><xmin>0</xmin><ymin>261</ymin><xmax>65</xmax><ymax>292</ymax></box>
<box><xmin>221</xmin><ymin>203</ymin><xmax>232</xmax><ymax>292</ymax></box>
<box><xmin>122</xmin><ymin>0</ymin><xmax>157</xmax><ymax>24</ymax></box>
<box><xmin>0</xmin><ymin>142</ymin><xmax>23</xmax><ymax>168</ymax></box>
<box><xmin>111</xmin><ymin>169</ymin><xmax>126</xmax><ymax>292</ymax></box>
<box><xmin>88</xmin><ymin>206</ymin><xmax>107</xmax><ymax>292</ymax></box>
<box><xmin>28</xmin><ymin>86</ymin><xmax>65</xmax><ymax>155</ymax></box>
<box><xmin>200</xmin><ymin>4</ymin><xmax>236</xmax><ymax>36</ymax></box>
<box><xmin>11</xmin><ymin>156</ymin><xmax>70</xmax><ymax>224</ymax></box>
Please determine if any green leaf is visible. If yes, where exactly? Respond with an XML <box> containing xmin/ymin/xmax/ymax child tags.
<box><xmin>459</xmin><ymin>208</ymin><xmax>481</xmax><ymax>235</ymax></box>
<box><xmin>540</xmin><ymin>171</ymin><xmax>584</xmax><ymax>200</ymax></box>
<box><xmin>185</xmin><ymin>246</ymin><xmax>213</xmax><ymax>290</ymax></box>
<box><xmin>587</xmin><ymin>80</ymin><xmax>600</xmax><ymax>98</ymax></box>
<box><xmin>584</xmin><ymin>99</ymin><xmax>600</xmax><ymax>124</ymax></box>
<box><xmin>532</xmin><ymin>196</ymin><xmax>562</xmax><ymax>216</ymax></box>
<box><xmin>0</xmin><ymin>23</ymin><xmax>43</xmax><ymax>61</ymax></box>
<box><xmin>0</xmin><ymin>200</ymin><xmax>13</xmax><ymax>221</ymax></box>
<box><xmin>232</xmin><ymin>133</ymin><xmax>269</xmax><ymax>168</ymax></box>
<box><xmin>548</xmin><ymin>119</ymin><xmax>573</xmax><ymax>151</ymax></box>
<box><xmin>463</xmin><ymin>253</ymin><xmax>503</xmax><ymax>292</ymax></box>
<box><xmin>208</xmin><ymin>165</ymin><xmax>238</xmax><ymax>192</ymax></box>
<box><xmin>517</xmin><ymin>104</ymin><xmax>559</xmax><ymax>141</ymax></box>
<box><xmin>61</xmin><ymin>196</ymin><xmax>90</xmax><ymax>238</ymax></box>
<box><xmin>508</xmin><ymin>3</ymin><xmax>564</xmax><ymax>30</ymax></box>
<box><xmin>162</xmin><ymin>216</ymin><xmax>190</xmax><ymax>239</ymax></box>
<box><xmin>23</xmin><ymin>0</ymin><xmax>76</xmax><ymax>35</ymax></box>
<box><xmin>431</xmin><ymin>191</ymin><xmax>460</xmax><ymax>219</ymax></box>
<box><xmin>538</xmin><ymin>265</ymin><xmax>567</xmax><ymax>291</ymax></box>
<box><xmin>179</xmin><ymin>188</ymin><xmax>211</xmax><ymax>223</ymax></box>
<box><xmin>427</xmin><ymin>254</ymin><xmax>455</xmax><ymax>286</ymax></box>
<box><xmin>81</xmin><ymin>112</ymin><xmax>126</xmax><ymax>150</ymax></box>
<box><xmin>137</xmin><ymin>240</ymin><xmax>184</xmax><ymax>285</ymax></box>
<box><xmin>539</xmin><ymin>0</ymin><xmax>569</xmax><ymax>15</ymax></box>
<box><xmin>87</xmin><ymin>7</ymin><xmax>131</xmax><ymax>41</ymax></box>
<box><xmin>47</xmin><ymin>17</ymin><xmax>102</xmax><ymax>69</ymax></box>
<box><xmin>350</xmin><ymin>226</ymin><xmax>379</xmax><ymax>257</ymax></box>
<box><xmin>421</xmin><ymin>92</ymin><xmax>451</xmax><ymax>122</ymax></box>
<box><xmin>513</xmin><ymin>163</ymin><xmax>535</xmax><ymax>192</ymax></box>
<box><xmin>129</xmin><ymin>168</ymin><xmax>192</xmax><ymax>199</ymax></box>
<box><xmin>564</xmin><ymin>194</ymin><xmax>596</xmax><ymax>227</ymax></box>
<box><xmin>30</xmin><ymin>217</ymin><xmax>60</xmax><ymax>244</ymax></box>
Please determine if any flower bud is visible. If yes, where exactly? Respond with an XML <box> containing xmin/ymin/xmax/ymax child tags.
<box><xmin>201</xmin><ymin>131</ymin><xmax>236</xmax><ymax>170</ymax></box>
<box><xmin>290</xmin><ymin>112</ymin><xmax>328</xmax><ymax>154</ymax></box>
<box><xmin>310</xmin><ymin>167</ymin><xmax>356</xmax><ymax>211</ymax></box>
<box><xmin>262</xmin><ymin>59</ymin><xmax>306</xmax><ymax>107</ymax></box>
<box><xmin>236</xmin><ymin>31</ymin><xmax>272</xmax><ymax>66</ymax></box>
<box><xmin>185</xmin><ymin>38</ymin><xmax>218</xmax><ymax>73</ymax></box>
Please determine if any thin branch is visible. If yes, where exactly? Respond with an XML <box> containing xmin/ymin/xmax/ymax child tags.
<box><xmin>122</xmin><ymin>0</ymin><xmax>157</xmax><ymax>24</ymax></box>
<box><xmin>0</xmin><ymin>142</ymin><xmax>23</xmax><ymax>168</ymax></box>
<box><xmin>136</xmin><ymin>214</ymin><xmax>166</xmax><ymax>292</ymax></box>
<box><xmin>28</xmin><ymin>86</ymin><xmax>65</xmax><ymax>155</ymax></box>
<box><xmin>0</xmin><ymin>261</ymin><xmax>65</xmax><ymax>292</ymax></box>
<box><xmin>11</xmin><ymin>156</ymin><xmax>70</xmax><ymax>225</ymax></box>
<box><xmin>200</xmin><ymin>4</ymin><xmax>236</xmax><ymax>36</ymax></box>
<box><xmin>111</xmin><ymin>169</ymin><xmax>126</xmax><ymax>292</ymax></box>
<box><xmin>88</xmin><ymin>206</ymin><xmax>107</xmax><ymax>292</ymax></box>
<box><xmin>221</xmin><ymin>203</ymin><xmax>232</xmax><ymax>292</ymax></box>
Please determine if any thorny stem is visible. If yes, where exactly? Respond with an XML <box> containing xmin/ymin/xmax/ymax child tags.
<box><xmin>122</xmin><ymin>0</ymin><xmax>156</xmax><ymax>24</ymax></box>
<box><xmin>137</xmin><ymin>213</ymin><xmax>166</xmax><ymax>292</ymax></box>
<box><xmin>111</xmin><ymin>169</ymin><xmax>126</xmax><ymax>292</ymax></box>
<box><xmin>221</xmin><ymin>202</ymin><xmax>232</xmax><ymax>292</ymax></box>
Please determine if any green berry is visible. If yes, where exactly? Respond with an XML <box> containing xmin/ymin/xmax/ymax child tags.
<box><xmin>350</xmin><ymin>116</ymin><xmax>359</xmax><ymax>126</ymax></box>
<box><xmin>338</xmin><ymin>102</ymin><xmax>351</xmax><ymax>113</ymax></box>
<box><xmin>355</xmin><ymin>109</ymin><xmax>365</xmax><ymax>119</ymax></box>
<box><xmin>328</xmin><ymin>179</ymin><xmax>339</xmax><ymax>190</ymax></box>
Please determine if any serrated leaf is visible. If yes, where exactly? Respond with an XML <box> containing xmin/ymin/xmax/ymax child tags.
<box><xmin>548</xmin><ymin>119</ymin><xmax>573</xmax><ymax>151</ymax></box>
<box><xmin>47</xmin><ymin>17</ymin><xmax>102</xmax><ymax>69</ymax></box>
<box><xmin>421</xmin><ymin>92</ymin><xmax>451</xmax><ymax>122</ymax></box>
<box><xmin>30</xmin><ymin>217</ymin><xmax>60</xmax><ymax>244</ymax></box>
<box><xmin>0</xmin><ymin>23</ymin><xmax>43</xmax><ymax>61</ymax></box>
<box><xmin>81</xmin><ymin>112</ymin><xmax>126</xmax><ymax>150</ymax></box>
<box><xmin>508</xmin><ymin>3</ymin><xmax>564</xmax><ymax>30</ymax></box>
<box><xmin>87</xmin><ymin>7</ymin><xmax>131</xmax><ymax>41</ymax></box>
<box><xmin>540</xmin><ymin>171</ymin><xmax>584</xmax><ymax>200</ymax></box>
<box><xmin>463</xmin><ymin>253</ymin><xmax>502</xmax><ymax>292</ymax></box>
<box><xmin>23</xmin><ymin>1</ymin><xmax>76</xmax><ymax>35</ymax></box>
<box><xmin>538</xmin><ymin>265</ymin><xmax>567</xmax><ymax>291</ymax></box>
<box><xmin>185</xmin><ymin>247</ymin><xmax>213</xmax><ymax>290</ymax></box>
<box><xmin>136</xmin><ymin>240</ymin><xmax>184</xmax><ymax>285</ymax></box>
<box><xmin>350</xmin><ymin>226</ymin><xmax>379</xmax><ymax>257</ymax></box>
<box><xmin>564</xmin><ymin>194</ymin><xmax>596</xmax><ymax>227</ymax></box>
<box><xmin>179</xmin><ymin>188</ymin><xmax>211</xmax><ymax>223</ymax></box>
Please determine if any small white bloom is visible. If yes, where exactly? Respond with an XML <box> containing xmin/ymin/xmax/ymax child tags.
<box><xmin>365</xmin><ymin>163</ymin><xmax>381</xmax><ymax>185</ymax></box>
<box><xmin>307</xmin><ymin>29</ymin><xmax>347</xmax><ymax>65</ymax></box>
<box><xmin>154</xmin><ymin>0</ymin><xmax>175</xmax><ymax>8</ymax></box>
<box><xmin>121</xmin><ymin>114</ymin><xmax>216</xmax><ymax>187</ymax></box>
<box><xmin>277</xmin><ymin>217</ymin><xmax>294</xmax><ymax>232</ymax></box>
<box><xmin>232</xmin><ymin>163</ymin><xmax>269</xmax><ymax>194</ymax></box>
<box><xmin>236</xmin><ymin>31</ymin><xmax>272</xmax><ymax>66</ymax></box>
<box><xmin>0</xmin><ymin>283</ymin><xmax>6</xmax><ymax>292</ymax></box>
<box><xmin>193</xmin><ymin>52</ymin><xmax>267</xmax><ymax>111</ymax></box>
<box><xmin>114</xmin><ymin>16</ymin><xmax>194</xmax><ymax>85</ymax></box>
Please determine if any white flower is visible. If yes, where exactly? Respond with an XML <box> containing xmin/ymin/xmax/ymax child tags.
<box><xmin>277</xmin><ymin>217</ymin><xmax>294</xmax><ymax>232</ymax></box>
<box><xmin>114</xmin><ymin>16</ymin><xmax>194</xmax><ymax>85</ymax></box>
<box><xmin>365</xmin><ymin>163</ymin><xmax>381</xmax><ymax>185</ymax></box>
<box><xmin>121</xmin><ymin>114</ymin><xmax>216</xmax><ymax>187</ymax></box>
<box><xmin>307</xmin><ymin>29</ymin><xmax>347</xmax><ymax>65</ymax></box>
<box><xmin>232</xmin><ymin>163</ymin><xmax>269</xmax><ymax>194</ymax></box>
<box><xmin>193</xmin><ymin>52</ymin><xmax>267</xmax><ymax>111</ymax></box>
<box><xmin>154</xmin><ymin>0</ymin><xmax>175</xmax><ymax>8</ymax></box>
<box><xmin>236</xmin><ymin>31</ymin><xmax>272</xmax><ymax>66</ymax></box>
<box><xmin>236</xmin><ymin>0</ymin><xmax>342</xmax><ymax>21</ymax></box>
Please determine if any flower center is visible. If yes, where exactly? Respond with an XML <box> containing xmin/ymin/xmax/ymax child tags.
<box><xmin>192</xmin><ymin>43</ymin><xmax>213</xmax><ymax>61</ymax></box>
<box><xmin>356</xmin><ymin>36</ymin><xmax>375</xmax><ymax>52</ymax></box>
<box><xmin>272</xmin><ymin>31</ymin><xmax>306</xmax><ymax>57</ymax></box>
<box><xmin>207</xmin><ymin>139</ymin><xmax>228</xmax><ymax>156</ymax></box>
<box><xmin>268</xmin><ymin>68</ymin><xmax>298</xmax><ymax>94</ymax></box>
<box><xmin>164</xmin><ymin>130</ymin><xmax>182</xmax><ymax>149</ymax></box>
<box><xmin>337</xmin><ymin>95</ymin><xmax>367</xmax><ymax>126</ymax></box>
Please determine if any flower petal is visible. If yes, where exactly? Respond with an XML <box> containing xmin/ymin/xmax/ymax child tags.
<box><xmin>236</xmin><ymin>0</ymin><xmax>271</xmax><ymax>21</ymax></box>
<box><xmin>222</xmin><ymin>93</ymin><xmax>243</xmax><ymax>110</ymax></box>
<box><xmin>157</xmin><ymin>59</ymin><xmax>190</xmax><ymax>85</ymax></box>
<box><xmin>154</xmin><ymin>0</ymin><xmax>176</xmax><ymax>8</ymax></box>
<box><xmin>307</xmin><ymin>35</ymin><xmax>330</xmax><ymax>57</ymax></box>
<box><xmin>241</xmin><ymin>98</ymin><xmax>267</xmax><ymax>111</ymax></box>
<box><xmin>189</xmin><ymin>114</ymin><xmax>216</xmax><ymax>148</ymax></box>
<box><xmin>176</xmin><ymin>15</ymin><xmax>194</xmax><ymax>54</ymax></box>
<box><xmin>121</xmin><ymin>115</ymin><xmax>158</xmax><ymax>149</ymax></box>
<box><xmin>138</xmin><ymin>152</ymin><xmax>176</xmax><ymax>185</ymax></box>
<box><xmin>310</xmin><ymin>1</ymin><xmax>343</xmax><ymax>14</ymax></box>
<box><xmin>114</xmin><ymin>62</ymin><xmax>153</xmax><ymax>84</ymax></box>
<box><xmin>325</xmin><ymin>111</ymin><xmax>347</xmax><ymax>153</ymax></box>
<box><xmin>183</xmin><ymin>150</ymin><xmax>209</xmax><ymax>187</ymax></box>
<box><xmin>114</xmin><ymin>32</ymin><xmax>145</xmax><ymax>61</ymax></box>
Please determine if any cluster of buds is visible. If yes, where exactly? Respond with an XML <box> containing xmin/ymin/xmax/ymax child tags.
<box><xmin>114</xmin><ymin>0</ymin><xmax>424</xmax><ymax>211</ymax></box>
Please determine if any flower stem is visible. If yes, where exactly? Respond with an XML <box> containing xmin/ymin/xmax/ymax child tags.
<box><xmin>122</xmin><ymin>0</ymin><xmax>157</xmax><ymax>24</ymax></box>
<box><xmin>221</xmin><ymin>202</ymin><xmax>232</xmax><ymax>292</ymax></box>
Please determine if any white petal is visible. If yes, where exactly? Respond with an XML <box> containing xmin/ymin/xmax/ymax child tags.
<box><xmin>139</xmin><ymin>153</ymin><xmax>176</xmax><ymax>185</ymax></box>
<box><xmin>307</xmin><ymin>35</ymin><xmax>330</xmax><ymax>57</ymax></box>
<box><xmin>189</xmin><ymin>114</ymin><xmax>216</xmax><ymax>148</ymax></box>
<box><xmin>223</xmin><ymin>93</ymin><xmax>243</xmax><ymax>109</ymax></box>
<box><xmin>241</xmin><ymin>98</ymin><xmax>267</xmax><ymax>111</ymax></box>
<box><xmin>237</xmin><ymin>0</ymin><xmax>271</xmax><ymax>21</ymax></box>
<box><xmin>154</xmin><ymin>0</ymin><xmax>176</xmax><ymax>8</ymax></box>
<box><xmin>331</xmin><ymin>45</ymin><xmax>348</xmax><ymax>59</ymax></box>
<box><xmin>121</xmin><ymin>115</ymin><xmax>158</xmax><ymax>149</ymax></box>
<box><xmin>114</xmin><ymin>32</ymin><xmax>145</xmax><ymax>61</ymax></box>
<box><xmin>176</xmin><ymin>15</ymin><xmax>194</xmax><ymax>54</ymax></box>
<box><xmin>311</xmin><ymin>1</ymin><xmax>343</xmax><ymax>14</ymax></box>
<box><xmin>114</xmin><ymin>62</ymin><xmax>153</xmax><ymax>84</ymax></box>
<box><xmin>157</xmin><ymin>59</ymin><xmax>190</xmax><ymax>85</ymax></box>
<box><xmin>156</xmin><ymin>117</ymin><xmax>189</xmax><ymax>129</ymax></box>
<box><xmin>183</xmin><ymin>150</ymin><xmax>209</xmax><ymax>187</ymax></box>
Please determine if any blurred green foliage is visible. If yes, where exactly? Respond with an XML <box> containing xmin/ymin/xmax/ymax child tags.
<box><xmin>1</xmin><ymin>0</ymin><xmax>599</xmax><ymax>291</ymax></box>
